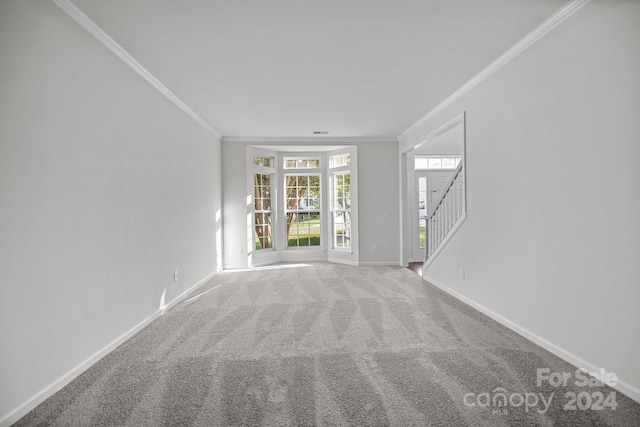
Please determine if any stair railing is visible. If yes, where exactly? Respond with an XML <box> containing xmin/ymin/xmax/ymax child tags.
<box><xmin>426</xmin><ymin>162</ymin><xmax>465</xmax><ymax>260</ymax></box>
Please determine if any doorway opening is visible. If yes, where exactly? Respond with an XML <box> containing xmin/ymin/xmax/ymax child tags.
<box><xmin>413</xmin><ymin>158</ymin><xmax>462</xmax><ymax>261</ymax></box>
<box><xmin>401</xmin><ymin>113</ymin><xmax>466</xmax><ymax>267</ymax></box>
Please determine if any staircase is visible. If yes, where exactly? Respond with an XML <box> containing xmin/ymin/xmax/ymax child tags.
<box><xmin>425</xmin><ymin>161</ymin><xmax>466</xmax><ymax>264</ymax></box>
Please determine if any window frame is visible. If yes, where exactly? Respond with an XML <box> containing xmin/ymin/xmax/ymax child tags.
<box><xmin>283</xmin><ymin>172</ymin><xmax>323</xmax><ymax>249</ymax></box>
<box><xmin>253</xmin><ymin>172</ymin><xmax>274</xmax><ymax>251</ymax></box>
<box><xmin>327</xmin><ymin>148</ymin><xmax>357</xmax><ymax>259</ymax></box>
<box><xmin>249</xmin><ymin>148</ymin><xmax>277</xmax><ymax>255</ymax></box>
<box><xmin>245</xmin><ymin>146</ymin><xmax>358</xmax><ymax>267</ymax></box>
<box><xmin>282</xmin><ymin>156</ymin><xmax>322</xmax><ymax>170</ymax></box>
<box><xmin>414</xmin><ymin>156</ymin><xmax>462</xmax><ymax>170</ymax></box>
<box><xmin>329</xmin><ymin>154</ymin><xmax>352</xmax><ymax>251</ymax></box>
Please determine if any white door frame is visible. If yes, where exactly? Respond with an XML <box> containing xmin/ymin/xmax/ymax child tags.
<box><xmin>398</xmin><ymin>113</ymin><xmax>466</xmax><ymax>267</ymax></box>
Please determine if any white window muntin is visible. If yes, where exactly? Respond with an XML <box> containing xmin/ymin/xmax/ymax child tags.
<box><xmin>415</xmin><ymin>156</ymin><xmax>461</xmax><ymax>170</ymax></box>
<box><xmin>331</xmin><ymin>171</ymin><xmax>351</xmax><ymax>249</ymax></box>
<box><xmin>284</xmin><ymin>173</ymin><xmax>322</xmax><ymax>248</ymax></box>
<box><xmin>283</xmin><ymin>157</ymin><xmax>321</xmax><ymax>170</ymax></box>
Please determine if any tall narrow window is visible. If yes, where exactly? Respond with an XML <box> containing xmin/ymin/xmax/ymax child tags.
<box><xmin>330</xmin><ymin>153</ymin><xmax>351</xmax><ymax>249</ymax></box>
<box><xmin>254</xmin><ymin>173</ymin><xmax>273</xmax><ymax>250</ymax></box>
<box><xmin>418</xmin><ymin>176</ymin><xmax>427</xmax><ymax>249</ymax></box>
<box><xmin>332</xmin><ymin>172</ymin><xmax>351</xmax><ymax>248</ymax></box>
<box><xmin>285</xmin><ymin>175</ymin><xmax>321</xmax><ymax>247</ymax></box>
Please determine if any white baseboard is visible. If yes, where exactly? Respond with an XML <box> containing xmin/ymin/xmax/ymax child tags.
<box><xmin>159</xmin><ymin>271</ymin><xmax>218</xmax><ymax>314</ymax></box>
<box><xmin>358</xmin><ymin>261</ymin><xmax>401</xmax><ymax>267</ymax></box>
<box><xmin>423</xmin><ymin>275</ymin><xmax>640</xmax><ymax>404</ymax></box>
<box><xmin>329</xmin><ymin>258</ymin><xmax>359</xmax><ymax>266</ymax></box>
<box><xmin>222</xmin><ymin>264</ymin><xmax>249</xmax><ymax>270</ymax></box>
<box><xmin>0</xmin><ymin>271</ymin><xmax>217</xmax><ymax>427</ymax></box>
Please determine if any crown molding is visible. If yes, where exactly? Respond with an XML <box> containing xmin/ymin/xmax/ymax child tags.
<box><xmin>52</xmin><ymin>0</ymin><xmax>222</xmax><ymax>140</ymax></box>
<box><xmin>404</xmin><ymin>113</ymin><xmax>465</xmax><ymax>154</ymax></box>
<box><xmin>399</xmin><ymin>0</ymin><xmax>591</xmax><ymax>140</ymax></box>
<box><xmin>222</xmin><ymin>136</ymin><xmax>398</xmax><ymax>144</ymax></box>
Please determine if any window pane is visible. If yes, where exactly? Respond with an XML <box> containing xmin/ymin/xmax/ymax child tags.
<box><xmin>415</xmin><ymin>157</ymin><xmax>429</xmax><ymax>169</ymax></box>
<box><xmin>254</xmin><ymin>173</ymin><xmax>273</xmax><ymax>250</ymax></box>
<box><xmin>418</xmin><ymin>176</ymin><xmax>427</xmax><ymax>249</ymax></box>
<box><xmin>333</xmin><ymin>211</ymin><xmax>351</xmax><ymax>248</ymax></box>
<box><xmin>332</xmin><ymin>172</ymin><xmax>351</xmax><ymax>249</ymax></box>
<box><xmin>330</xmin><ymin>154</ymin><xmax>350</xmax><ymax>168</ymax></box>
<box><xmin>442</xmin><ymin>158</ymin><xmax>457</xmax><ymax>168</ymax></box>
<box><xmin>284</xmin><ymin>158</ymin><xmax>321</xmax><ymax>169</ymax></box>
<box><xmin>285</xmin><ymin>174</ymin><xmax>322</xmax><ymax>248</ymax></box>
<box><xmin>428</xmin><ymin>158</ymin><xmax>442</xmax><ymax>168</ymax></box>
<box><xmin>254</xmin><ymin>156</ymin><xmax>273</xmax><ymax>167</ymax></box>
<box><xmin>287</xmin><ymin>212</ymin><xmax>321</xmax><ymax>247</ymax></box>
<box><xmin>418</xmin><ymin>157</ymin><xmax>462</xmax><ymax>170</ymax></box>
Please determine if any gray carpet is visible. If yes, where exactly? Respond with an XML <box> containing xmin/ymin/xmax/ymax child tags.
<box><xmin>15</xmin><ymin>263</ymin><xmax>640</xmax><ymax>426</ymax></box>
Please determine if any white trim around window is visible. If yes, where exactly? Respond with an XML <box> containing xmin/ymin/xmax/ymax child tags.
<box><xmin>246</xmin><ymin>145</ymin><xmax>359</xmax><ymax>267</ymax></box>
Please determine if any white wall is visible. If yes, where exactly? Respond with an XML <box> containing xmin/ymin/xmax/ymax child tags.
<box><xmin>414</xmin><ymin>122</ymin><xmax>464</xmax><ymax>156</ymax></box>
<box><xmin>0</xmin><ymin>1</ymin><xmax>221</xmax><ymax>423</ymax></box>
<box><xmin>357</xmin><ymin>141</ymin><xmax>401</xmax><ymax>265</ymax></box>
<box><xmin>222</xmin><ymin>140</ymin><xmax>400</xmax><ymax>268</ymax></box>
<box><xmin>400</xmin><ymin>0</ymin><xmax>640</xmax><ymax>400</ymax></box>
<box><xmin>221</xmin><ymin>141</ymin><xmax>250</xmax><ymax>269</ymax></box>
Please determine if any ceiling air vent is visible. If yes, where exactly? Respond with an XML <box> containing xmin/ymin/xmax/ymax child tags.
<box><xmin>313</xmin><ymin>131</ymin><xmax>329</xmax><ymax>135</ymax></box>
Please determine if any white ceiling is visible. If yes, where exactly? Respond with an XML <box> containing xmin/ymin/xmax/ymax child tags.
<box><xmin>72</xmin><ymin>0</ymin><xmax>567</xmax><ymax>138</ymax></box>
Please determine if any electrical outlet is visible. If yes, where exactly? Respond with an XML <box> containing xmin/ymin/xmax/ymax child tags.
<box><xmin>459</xmin><ymin>268</ymin><xmax>465</xmax><ymax>280</ymax></box>
<box><xmin>371</xmin><ymin>246</ymin><xmax>377</xmax><ymax>252</ymax></box>
<box><xmin>174</xmin><ymin>270</ymin><xmax>179</xmax><ymax>283</ymax></box>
